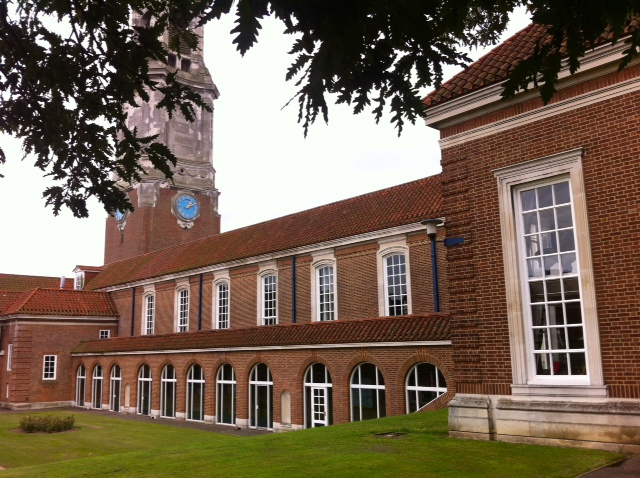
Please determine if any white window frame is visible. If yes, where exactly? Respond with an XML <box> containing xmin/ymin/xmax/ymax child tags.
<box><xmin>311</xmin><ymin>251</ymin><xmax>338</xmax><ymax>322</ymax></box>
<box><xmin>43</xmin><ymin>355</ymin><xmax>57</xmax><ymax>380</ymax></box>
<box><xmin>74</xmin><ymin>273</ymin><xmax>84</xmax><ymax>290</ymax></box>
<box><xmin>6</xmin><ymin>344</ymin><xmax>12</xmax><ymax>371</ymax></box>
<box><xmin>377</xmin><ymin>237</ymin><xmax>412</xmax><ymax>317</ymax></box>
<box><xmin>214</xmin><ymin>270</ymin><xmax>230</xmax><ymax>330</ymax></box>
<box><xmin>186</xmin><ymin>364</ymin><xmax>205</xmax><ymax>422</ymax></box>
<box><xmin>405</xmin><ymin>362</ymin><xmax>447</xmax><ymax>413</ymax></box>
<box><xmin>350</xmin><ymin>363</ymin><xmax>385</xmax><ymax>422</ymax></box>
<box><xmin>216</xmin><ymin>363</ymin><xmax>236</xmax><ymax>425</ymax></box>
<box><xmin>142</xmin><ymin>285</ymin><xmax>156</xmax><ymax>335</ymax></box>
<box><xmin>161</xmin><ymin>364</ymin><xmax>177</xmax><ymax>419</ymax></box>
<box><xmin>258</xmin><ymin>264</ymin><xmax>278</xmax><ymax>326</ymax></box>
<box><xmin>137</xmin><ymin>364</ymin><xmax>152</xmax><ymax>416</ymax></box>
<box><xmin>494</xmin><ymin>149</ymin><xmax>604</xmax><ymax>396</ymax></box>
<box><xmin>99</xmin><ymin>330</ymin><xmax>110</xmax><ymax>339</ymax></box>
<box><xmin>174</xmin><ymin>279</ymin><xmax>190</xmax><ymax>333</ymax></box>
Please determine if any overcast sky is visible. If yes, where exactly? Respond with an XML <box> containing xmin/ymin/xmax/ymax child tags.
<box><xmin>0</xmin><ymin>11</ymin><xmax>530</xmax><ymax>278</ymax></box>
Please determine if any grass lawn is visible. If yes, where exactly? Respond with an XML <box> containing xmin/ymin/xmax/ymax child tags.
<box><xmin>0</xmin><ymin>409</ymin><xmax>622</xmax><ymax>477</ymax></box>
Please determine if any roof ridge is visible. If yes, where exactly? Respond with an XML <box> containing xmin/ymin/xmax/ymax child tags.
<box><xmin>100</xmin><ymin>174</ymin><xmax>442</xmax><ymax>272</ymax></box>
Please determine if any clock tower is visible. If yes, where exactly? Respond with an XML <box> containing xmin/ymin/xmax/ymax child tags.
<box><xmin>104</xmin><ymin>15</ymin><xmax>221</xmax><ymax>265</ymax></box>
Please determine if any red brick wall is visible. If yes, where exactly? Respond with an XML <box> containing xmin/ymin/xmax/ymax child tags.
<box><xmin>336</xmin><ymin>244</ymin><xmax>379</xmax><ymax>319</ymax></box>
<box><xmin>438</xmin><ymin>72</ymin><xmax>640</xmax><ymax>397</ymax></box>
<box><xmin>104</xmin><ymin>187</ymin><xmax>221</xmax><ymax>265</ymax></box>
<box><xmin>72</xmin><ymin>344</ymin><xmax>454</xmax><ymax>425</ymax></box>
<box><xmin>3</xmin><ymin>321</ymin><xmax>117</xmax><ymax>404</ymax></box>
<box><xmin>230</xmin><ymin>266</ymin><xmax>258</xmax><ymax>328</ymax></box>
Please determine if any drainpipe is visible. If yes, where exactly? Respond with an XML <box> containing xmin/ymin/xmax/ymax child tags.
<box><xmin>130</xmin><ymin>287</ymin><xmax>136</xmax><ymax>336</ymax></box>
<box><xmin>198</xmin><ymin>274</ymin><xmax>203</xmax><ymax>330</ymax></box>
<box><xmin>292</xmin><ymin>256</ymin><xmax>297</xmax><ymax>323</ymax></box>
<box><xmin>421</xmin><ymin>219</ymin><xmax>441</xmax><ymax>313</ymax></box>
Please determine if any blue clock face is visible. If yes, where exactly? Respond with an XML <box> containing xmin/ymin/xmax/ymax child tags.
<box><xmin>114</xmin><ymin>210</ymin><xmax>125</xmax><ymax>222</ymax></box>
<box><xmin>176</xmin><ymin>194</ymin><xmax>199</xmax><ymax>220</ymax></box>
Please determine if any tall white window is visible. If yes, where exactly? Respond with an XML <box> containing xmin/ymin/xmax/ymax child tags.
<box><xmin>110</xmin><ymin>365</ymin><xmax>122</xmax><ymax>412</ymax></box>
<box><xmin>351</xmin><ymin>363</ymin><xmax>386</xmax><ymax>421</ymax></box>
<box><xmin>43</xmin><ymin>355</ymin><xmax>57</xmax><ymax>380</ymax></box>
<box><xmin>161</xmin><ymin>364</ymin><xmax>177</xmax><ymax>418</ymax></box>
<box><xmin>385</xmin><ymin>254</ymin><xmax>408</xmax><ymax>316</ymax></box>
<box><xmin>76</xmin><ymin>365</ymin><xmax>86</xmax><ymax>406</ymax></box>
<box><xmin>216</xmin><ymin>282</ymin><xmax>230</xmax><ymax>329</ymax></box>
<box><xmin>495</xmin><ymin>150</ymin><xmax>603</xmax><ymax>394</ymax></box>
<box><xmin>262</xmin><ymin>274</ymin><xmax>277</xmax><ymax>325</ymax></box>
<box><xmin>177</xmin><ymin>288</ymin><xmax>189</xmax><ymax>332</ymax></box>
<box><xmin>304</xmin><ymin>363</ymin><xmax>333</xmax><ymax>428</ymax></box>
<box><xmin>74</xmin><ymin>273</ymin><xmax>84</xmax><ymax>290</ymax></box>
<box><xmin>186</xmin><ymin>364</ymin><xmax>205</xmax><ymax>421</ymax></box>
<box><xmin>144</xmin><ymin>294</ymin><xmax>155</xmax><ymax>335</ymax></box>
<box><xmin>6</xmin><ymin>344</ymin><xmax>12</xmax><ymax>371</ymax></box>
<box><xmin>216</xmin><ymin>364</ymin><xmax>236</xmax><ymax>425</ymax></box>
<box><xmin>92</xmin><ymin>365</ymin><xmax>103</xmax><ymax>409</ymax></box>
<box><xmin>137</xmin><ymin>364</ymin><xmax>152</xmax><ymax>416</ymax></box>
<box><xmin>517</xmin><ymin>181</ymin><xmax>586</xmax><ymax>377</ymax></box>
<box><xmin>317</xmin><ymin>265</ymin><xmax>335</xmax><ymax>321</ymax></box>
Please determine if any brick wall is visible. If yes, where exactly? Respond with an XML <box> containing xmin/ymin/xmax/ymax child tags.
<box><xmin>104</xmin><ymin>187</ymin><xmax>221</xmax><ymax>265</ymax></box>
<box><xmin>2</xmin><ymin>321</ymin><xmax>117</xmax><ymax>405</ymax></box>
<box><xmin>438</xmin><ymin>71</ymin><xmax>640</xmax><ymax>397</ymax></box>
<box><xmin>336</xmin><ymin>244</ymin><xmax>379</xmax><ymax>319</ymax></box>
<box><xmin>73</xmin><ymin>344</ymin><xmax>454</xmax><ymax>425</ymax></box>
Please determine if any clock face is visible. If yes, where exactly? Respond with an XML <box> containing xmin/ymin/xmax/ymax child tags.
<box><xmin>175</xmin><ymin>193</ymin><xmax>200</xmax><ymax>220</ymax></box>
<box><xmin>114</xmin><ymin>210</ymin><xmax>125</xmax><ymax>222</ymax></box>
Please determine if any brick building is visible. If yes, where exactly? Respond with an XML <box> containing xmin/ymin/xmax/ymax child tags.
<box><xmin>424</xmin><ymin>23</ymin><xmax>640</xmax><ymax>451</ymax></box>
<box><xmin>0</xmin><ymin>21</ymin><xmax>639</xmax><ymax>449</ymax></box>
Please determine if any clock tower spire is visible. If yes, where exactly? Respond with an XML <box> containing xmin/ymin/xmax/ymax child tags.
<box><xmin>104</xmin><ymin>15</ymin><xmax>221</xmax><ymax>265</ymax></box>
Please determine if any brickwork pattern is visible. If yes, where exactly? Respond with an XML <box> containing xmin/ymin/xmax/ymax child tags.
<box><xmin>439</xmin><ymin>82</ymin><xmax>640</xmax><ymax>397</ymax></box>
<box><xmin>336</xmin><ymin>245</ymin><xmax>379</xmax><ymax>320</ymax></box>
<box><xmin>73</xmin><ymin>344</ymin><xmax>454</xmax><ymax>426</ymax></box>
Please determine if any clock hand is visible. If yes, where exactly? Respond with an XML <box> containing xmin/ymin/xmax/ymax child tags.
<box><xmin>186</xmin><ymin>200</ymin><xmax>195</xmax><ymax>209</ymax></box>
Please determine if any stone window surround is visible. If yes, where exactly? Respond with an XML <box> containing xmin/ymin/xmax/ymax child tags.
<box><xmin>213</xmin><ymin>270</ymin><xmax>230</xmax><ymax>330</ymax></box>
<box><xmin>43</xmin><ymin>354</ymin><xmax>57</xmax><ymax>380</ymax></box>
<box><xmin>376</xmin><ymin>236</ymin><xmax>412</xmax><ymax>317</ymax></box>
<box><xmin>310</xmin><ymin>250</ymin><xmax>338</xmax><ymax>322</ymax></box>
<box><xmin>141</xmin><ymin>284</ymin><xmax>156</xmax><ymax>335</ymax></box>
<box><xmin>257</xmin><ymin>262</ymin><xmax>278</xmax><ymax>326</ymax></box>
<box><xmin>174</xmin><ymin>279</ymin><xmax>190</xmax><ymax>333</ymax></box>
<box><xmin>494</xmin><ymin>148</ymin><xmax>605</xmax><ymax>397</ymax></box>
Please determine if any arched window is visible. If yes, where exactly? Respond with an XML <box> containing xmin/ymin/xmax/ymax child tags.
<box><xmin>76</xmin><ymin>365</ymin><xmax>86</xmax><ymax>407</ymax></box>
<box><xmin>304</xmin><ymin>363</ymin><xmax>333</xmax><ymax>428</ymax></box>
<box><xmin>351</xmin><ymin>363</ymin><xmax>386</xmax><ymax>421</ymax></box>
<box><xmin>92</xmin><ymin>365</ymin><xmax>103</xmax><ymax>409</ymax></box>
<box><xmin>110</xmin><ymin>365</ymin><xmax>122</xmax><ymax>412</ymax></box>
<box><xmin>261</xmin><ymin>274</ymin><xmax>277</xmax><ymax>325</ymax></box>
<box><xmin>249</xmin><ymin>363</ymin><xmax>273</xmax><ymax>429</ymax></box>
<box><xmin>137</xmin><ymin>364</ymin><xmax>152</xmax><ymax>415</ymax></box>
<box><xmin>161</xmin><ymin>364</ymin><xmax>177</xmax><ymax>418</ymax></box>
<box><xmin>216</xmin><ymin>364</ymin><xmax>236</xmax><ymax>425</ymax></box>
<box><xmin>186</xmin><ymin>364</ymin><xmax>205</xmax><ymax>421</ymax></box>
<box><xmin>405</xmin><ymin>363</ymin><xmax>447</xmax><ymax>413</ymax></box>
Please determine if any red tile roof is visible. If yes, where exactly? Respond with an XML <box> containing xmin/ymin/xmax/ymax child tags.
<box><xmin>1</xmin><ymin>288</ymin><xmax>119</xmax><ymax>317</ymax></box>
<box><xmin>0</xmin><ymin>291</ymin><xmax>22</xmax><ymax>315</ymax></box>
<box><xmin>0</xmin><ymin>273</ymin><xmax>73</xmax><ymax>291</ymax></box>
<box><xmin>74</xmin><ymin>265</ymin><xmax>104</xmax><ymax>273</ymax></box>
<box><xmin>72</xmin><ymin>314</ymin><xmax>450</xmax><ymax>354</ymax></box>
<box><xmin>423</xmin><ymin>19</ymin><xmax>640</xmax><ymax>108</ymax></box>
<box><xmin>423</xmin><ymin>23</ymin><xmax>547</xmax><ymax>108</ymax></box>
<box><xmin>88</xmin><ymin>175</ymin><xmax>442</xmax><ymax>289</ymax></box>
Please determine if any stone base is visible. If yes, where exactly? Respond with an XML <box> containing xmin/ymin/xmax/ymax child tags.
<box><xmin>449</xmin><ymin>394</ymin><xmax>640</xmax><ymax>453</ymax></box>
<box><xmin>0</xmin><ymin>400</ymin><xmax>74</xmax><ymax>410</ymax></box>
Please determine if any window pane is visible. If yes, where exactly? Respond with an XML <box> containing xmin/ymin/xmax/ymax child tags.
<box><xmin>556</xmin><ymin>206</ymin><xmax>573</xmax><ymax>228</ymax></box>
<box><xmin>558</xmin><ymin>230</ymin><xmax>575</xmax><ymax>252</ymax></box>
<box><xmin>537</xmin><ymin>185</ymin><xmax>553</xmax><ymax>208</ymax></box>
<box><xmin>554</xmin><ymin>182</ymin><xmax>570</xmax><ymax>204</ymax></box>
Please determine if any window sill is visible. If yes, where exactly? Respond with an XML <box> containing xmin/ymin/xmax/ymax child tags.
<box><xmin>511</xmin><ymin>384</ymin><xmax>607</xmax><ymax>398</ymax></box>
